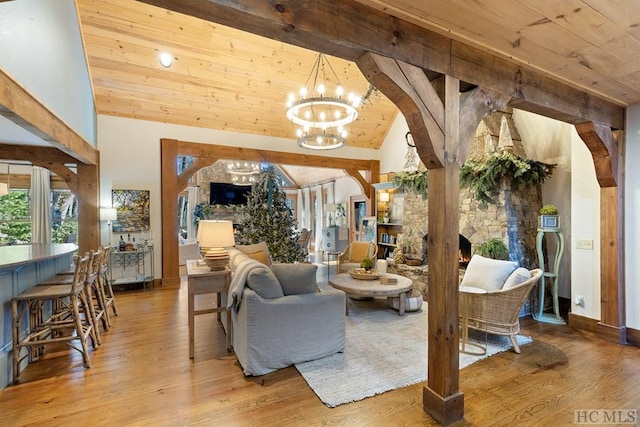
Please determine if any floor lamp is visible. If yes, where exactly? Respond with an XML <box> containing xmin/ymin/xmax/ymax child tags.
<box><xmin>100</xmin><ymin>208</ymin><xmax>118</xmax><ymax>246</ymax></box>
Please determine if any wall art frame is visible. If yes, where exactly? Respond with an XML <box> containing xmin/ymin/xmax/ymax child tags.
<box><xmin>112</xmin><ymin>189</ymin><xmax>150</xmax><ymax>233</ymax></box>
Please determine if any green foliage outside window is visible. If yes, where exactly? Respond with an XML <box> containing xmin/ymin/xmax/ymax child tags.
<box><xmin>0</xmin><ymin>191</ymin><xmax>31</xmax><ymax>244</ymax></box>
<box><xmin>0</xmin><ymin>190</ymin><xmax>78</xmax><ymax>245</ymax></box>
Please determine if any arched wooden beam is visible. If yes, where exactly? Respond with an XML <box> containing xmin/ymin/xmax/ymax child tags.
<box><xmin>357</xmin><ymin>52</ymin><xmax>444</xmax><ymax>169</ymax></box>
<box><xmin>459</xmin><ymin>88</ymin><xmax>512</xmax><ymax>163</ymax></box>
<box><xmin>178</xmin><ymin>157</ymin><xmax>217</xmax><ymax>192</ymax></box>
<box><xmin>31</xmin><ymin>160</ymin><xmax>78</xmax><ymax>195</ymax></box>
<box><xmin>575</xmin><ymin>122</ymin><xmax>618</xmax><ymax>188</ymax></box>
<box><xmin>345</xmin><ymin>167</ymin><xmax>375</xmax><ymax>201</ymax></box>
<box><xmin>575</xmin><ymin>122</ymin><xmax>626</xmax><ymax>344</ymax></box>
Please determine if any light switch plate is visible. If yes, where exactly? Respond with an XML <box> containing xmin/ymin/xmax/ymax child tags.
<box><xmin>576</xmin><ymin>239</ymin><xmax>593</xmax><ymax>250</ymax></box>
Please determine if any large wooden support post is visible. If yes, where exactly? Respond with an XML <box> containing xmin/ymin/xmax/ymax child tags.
<box><xmin>422</xmin><ymin>76</ymin><xmax>464</xmax><ymax>424</ymax></box>
<box><xmin>575</xmin><ymin>123</ymin><xmax>626</xmax><ymax>344</ymax></box>
<box><xmin>600</xmin><ymin>186</ymin><xmax>625</xmax><ymax>341</ymax></box>
<box><xmin>161</xmin><ymin>139</ymin><xmax>180</xmax><ymax>286</ymax></box>
<box><xmin>357</xmin><ymin>52</ymin><xmax>510</xmax><ymax>424</ymax></box>
<box><xmin>77</xmin><ymin>162</ymin><xmax>100</xmax><ymax>255</ymax></box>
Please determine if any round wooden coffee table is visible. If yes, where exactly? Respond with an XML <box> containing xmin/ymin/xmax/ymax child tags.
<box><xmin>329</xmin><ymin>273</ymin><xmax>413</xmax><ymax>316</ymax></box>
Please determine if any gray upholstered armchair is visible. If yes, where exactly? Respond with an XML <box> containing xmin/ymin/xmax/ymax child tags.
<box><xmin>228</xmin><ymin>245</ymin><xmax>346</xmax><ymax>376</ymax></box>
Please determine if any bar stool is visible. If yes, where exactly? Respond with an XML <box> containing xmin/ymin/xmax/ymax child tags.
<box><xmin>38</xmin><ymin>250</ymin><xmax>107</xmax><ymax>344</ymax></box>
<box><xmin>98</xmin><ymin>246</ymin><xmax>118</xmax><ymax>320</ymax></box>
<box><xmin>11</xmin><ymin>254</ymin><xmax>96</xmax><ymax>383</ymax></box>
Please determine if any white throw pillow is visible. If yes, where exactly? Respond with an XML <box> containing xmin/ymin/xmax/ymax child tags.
<box><xmin>460</xmin><ymin>255</ymin><xmax>518</xmax><ymax>291</ymax></box>
<box><xmin>503</xmin><ymin>267</ymin><xmax>531</xmax><ymax>290</ymax></box>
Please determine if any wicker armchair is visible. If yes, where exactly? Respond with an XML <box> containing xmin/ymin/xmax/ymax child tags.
<box><xmin>463</xmin><ymin>268</ymin><xmax>542</xmax><ymax>353</ymax></box>
<box><xmin>337</xmin><ymin>242</ymin><xmax>378</xmax><ymax>273</ymax></box>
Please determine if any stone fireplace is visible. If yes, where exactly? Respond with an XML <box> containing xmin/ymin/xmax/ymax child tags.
<box><xmin>420</xmin><ymin>234</ymin><xmax>472</xmax><ymax>267</ymax></box>
<box><xmin>389</xmin><ymin>108</ymin><xmax>543</xmax><ymax>296</ymax></box>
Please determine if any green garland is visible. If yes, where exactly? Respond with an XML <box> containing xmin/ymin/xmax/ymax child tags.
<box><xmin>390</xmin><ymin>152</ymin><xmax>554</xmax><ymax>205</ymax></box>
<box><xmin>392</xmin><ymin>170</ymin><xmax>429</xmax><ymax>198</ymax></box>
<box><xmin>459</xmin><ymin>151</ymin><xmax>555</xmax><ymax>205</ymax></box>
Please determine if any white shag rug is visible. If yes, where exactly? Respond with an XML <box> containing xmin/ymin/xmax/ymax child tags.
<box><xmin>295</xmin><ymin>298</ymin><xmax>532</xmax><ymax>407</ymax></box>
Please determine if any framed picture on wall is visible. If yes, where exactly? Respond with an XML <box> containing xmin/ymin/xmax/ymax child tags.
<box><xmin>112</xmin><ymin>189</ymin><xmax>150</xmax><ymax>233</ymax></box>
<box><xmin>359</xmin><ymin>216</ymin><xmax>376</xmax><ymax>243</ymax></box>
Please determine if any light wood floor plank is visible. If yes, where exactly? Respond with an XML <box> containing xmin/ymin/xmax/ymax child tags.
<box><xmin>1</xmin><ymin>276</ymin><xmax>639</xmax><ymax>426</ymax></box>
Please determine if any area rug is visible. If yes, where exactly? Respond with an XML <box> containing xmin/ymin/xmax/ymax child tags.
<box><xmin>295</xmin><ymin>298</ymin><xmax>532</xmax><ymax>407</ymax></box>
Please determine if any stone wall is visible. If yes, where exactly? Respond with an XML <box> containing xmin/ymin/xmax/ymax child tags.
<box><xmin>196</xmin><ymin>160</ymin><xmax>235</xmax><ymax>202</ymax></box>
<box><xmin>397</xmin><ymin>107</ymin><xmax>543</xmax><ymax>270</ymax></box>
<box><xmin>400</xmin><ymin>180</ymin><xmax>541</xmax><ymax>270</ymax></box>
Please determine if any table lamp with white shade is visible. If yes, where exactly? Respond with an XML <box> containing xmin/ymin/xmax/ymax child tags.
<box><xmin>100</xmin><ymin>207</ymin><xmax>118</xmax><ymax>246</ymax></box>
<box><xmin>196</xmin><ymin>220</ymin><xmax>235</xmax><ymax>270</ymax></box>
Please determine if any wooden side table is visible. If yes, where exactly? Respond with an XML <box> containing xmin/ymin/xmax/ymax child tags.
<box><xmin>186</xmin><ymin>260</ymin><xmax>232</xmax><ymax>358</ymax></box>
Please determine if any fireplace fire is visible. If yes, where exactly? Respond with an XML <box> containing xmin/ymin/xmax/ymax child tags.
<box><xmin>421</xmin><ymin>234</ymin><xmax>472</xmax><ymax>267</ymax></box>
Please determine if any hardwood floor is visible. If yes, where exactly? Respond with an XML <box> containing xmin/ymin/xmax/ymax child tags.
<box><xmin>1</xmin><ymin>276</ymin><xmax>639</xmax><ymax>426</ymax></box>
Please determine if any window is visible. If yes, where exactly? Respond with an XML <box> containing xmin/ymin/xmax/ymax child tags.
<box><xmin>0</xmin><ymin>190</ymin><xmax>30</xmax><ymax>244</ymax></box>
<box><xmin>0</xmin><ymin>189</ymin><xmax>78</xmax><ymax>245</ymax></box>
<box><xmin>51</xmin><ymin>190</ymin><xmax>78</xmax><ymax>243</ymax></box>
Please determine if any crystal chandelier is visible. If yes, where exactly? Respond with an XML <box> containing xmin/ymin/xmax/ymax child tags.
<box><xmin>286</xmin><ymin>53</ymin><xmax>361</xmax><ymax>150</ymax></box>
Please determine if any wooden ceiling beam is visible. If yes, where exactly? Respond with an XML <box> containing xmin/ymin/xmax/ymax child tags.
<box><xmin>173</xmin><ymin>140</ymin><xmax>377</xmax><ymax>171</ymax></box>
<box><xmin>138</xmin><ymin>0</ymin><xmax>625</xmax><ymax>130</ymax></box>
<box><xmin>0</xmin><ymin>144</ymin><xmax>78</xmax><ymax>165</ymax></box>
<box><xmin>0</xmin><ymin>69</ymin><xmax>98</xmax><ymax>165</ymax></box>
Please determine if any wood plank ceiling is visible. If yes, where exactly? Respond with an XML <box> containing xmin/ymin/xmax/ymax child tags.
<box><xmin>355</xmin><ymin>0</ymin><xmax>640</xmax><ymax>107</ymax></box>
<box><xmin>76</xmin><ymin>0</ymin><xmax>640</xmax><ymax>186</ymax></box>
<box><xmin>76</xmin><ymin>0</ymin><xmax>398</xmax><ymax>151</ymax></box>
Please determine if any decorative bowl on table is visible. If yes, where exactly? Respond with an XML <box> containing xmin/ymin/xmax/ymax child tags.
<box><xmin>348</xmin><ymin>268</ymin><xmax>381</xmax><ymax>280</ymax></box>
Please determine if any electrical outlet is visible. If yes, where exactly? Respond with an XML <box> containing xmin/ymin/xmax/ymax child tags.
<box><xmin>576</xmin><ymin>239</ymin><xmax>593</xmax><ymax>250</ymax></box>
<box><xmin>574</xmin><ymin>296</ymin><xmax>585</xmax><ymax>307</ymax></box>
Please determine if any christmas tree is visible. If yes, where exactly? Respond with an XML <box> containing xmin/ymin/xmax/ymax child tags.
<box><xmin>236</xmin><ymin>167</ymin><xmax>304</xmax><ymax>263</ymax></box>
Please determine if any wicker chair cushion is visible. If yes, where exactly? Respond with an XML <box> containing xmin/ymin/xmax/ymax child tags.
<box><xmin>460</xmin><ymin>255</ymin><xmax>518</xmax><ymax>291</ymax></box>
<box><xmin>349</xmin><ymin>242</ymin><xmax>373</xmax><ymax>261</ymax></box>
<box><xmin>503</xmin><ymin>267</ymin><xmax>531</xmax><ymax>289</ymax></box>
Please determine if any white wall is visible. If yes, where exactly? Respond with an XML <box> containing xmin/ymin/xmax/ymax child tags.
<box><xmin>625</xmin><ymin>104</ymin><xmax>640</xmax><ymax>329</ymax></box>
<box><xmin>98</xmin><ymin>115</ymin><xmax>380</xmax><ymax>278</ymax></box>
<box><xmin>513</xmin><ymin>110</ymin><xmax>573</xmax><ymax>298</ymax></box>
<box><xmin>378</xmin><ymin>113</ymin><xmax>409</xmax><ymax>174</ymax></box>
<box><xmin>569</xmin><ymin>128</ymin><xmax>601</xmax><ymax>320</ymax></box>
<box><xmin>0</xmin><ymin>0</ymin><xmax>96</xmax><ymax>145</ymax></box>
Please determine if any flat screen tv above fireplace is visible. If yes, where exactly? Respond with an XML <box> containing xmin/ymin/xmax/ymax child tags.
<box><xmin>209</xmin><ymin>182</ymin><xmax>249</xmax><ymax>205</ymax></box>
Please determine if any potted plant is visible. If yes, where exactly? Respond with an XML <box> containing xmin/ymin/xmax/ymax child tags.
<box><xmin>474</xmin><ymin>238</ymin><xmax>509</xmax><ymax>260</ymax></box>
<box><xmin>360</xmin><ymin>256</ymin><xmax>374</xmax><ymax>272</ymax></box>
<box><xmin>539</xmin><ymin>204</ymin><xmax>559</xmax><ymax>229</ymax></box>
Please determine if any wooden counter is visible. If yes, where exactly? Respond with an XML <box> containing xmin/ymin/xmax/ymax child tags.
<box><xmin>0</xmin><ymin>243</ymin><xmax>78</xmax><ymax>390</ymax></box>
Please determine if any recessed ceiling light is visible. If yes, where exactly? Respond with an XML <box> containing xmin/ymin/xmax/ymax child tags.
<box><xmin>158</xmin><ymin>52</ymin><xmax>173</xmax><ymax>68</ymax></box>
